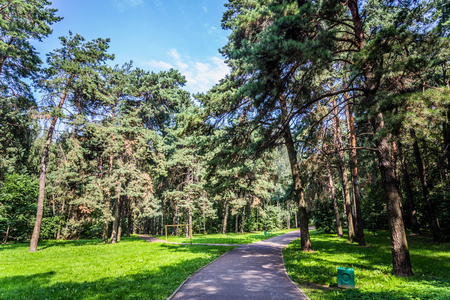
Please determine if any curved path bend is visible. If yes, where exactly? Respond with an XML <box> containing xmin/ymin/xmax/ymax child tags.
<box><xmin>170</xmin><ymin>230</ymin><xmax>309</xmax><ymax>300</ymax></box>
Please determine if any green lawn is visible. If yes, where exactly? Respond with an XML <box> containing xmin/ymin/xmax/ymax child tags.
<box><xmin>283</xmin><ymin>230</ymin><xmax>450</xmax><ymax>300</ymax></box>
<box><xmin>155</xmin><ymin>229</ymin><xmax>297</xmax><ymax>244</ymax></box>
<box><xmin>0</xmin><ymin>237</ymin><xmax>235</xmax><ymax>300</ymax></box>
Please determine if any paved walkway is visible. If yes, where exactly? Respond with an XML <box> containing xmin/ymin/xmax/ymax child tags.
<box><xmin>169</xmin><ymin>230</ymin><xmax>309</xmax><ymax>300</ymax></box>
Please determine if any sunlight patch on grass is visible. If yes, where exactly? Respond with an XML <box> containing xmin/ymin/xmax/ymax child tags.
<box><xmin>283</xmin><ymin>231</ymin><xmax>450</xmax><ymax>300</ymax></box>
<box><xmin>0</xmin><ymin>237</ymin><xmax>235</xmax><ymax>299</ymax></box>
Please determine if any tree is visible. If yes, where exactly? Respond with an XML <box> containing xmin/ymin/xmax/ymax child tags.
<box><xmin>0</xmin><ymin>0</ymin><xmax>61</xmax><ymax>97</ymax></box>
<box><xmin>30</xmin><ymin>33</ymin><xmax>113</xmax><ymax>252</ymax></box>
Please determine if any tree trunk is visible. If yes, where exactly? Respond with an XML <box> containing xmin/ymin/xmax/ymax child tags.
<box><xmin>133</xmin><ymin>211</ymin><xmax>138</xmax><ymax>234</ymax></box>
<box><xmin>443</xmin><ymin>110</ymin><xmax>450</xmax><ymax>186</ymax></box>
<box><xmin>173</xmin><ymin>203</ymin><xmax>179</xmax><ymax>236</ymax></box>
<box><xmin>3</xmin><ymin>226</ymin><xmax>9</xmax><ymax>244</ymax></box>
<box><xmin>287</xmin><ymin>202</ymin><xmax>291</xmax><ymax>230</ymax></box>
<box><xmin>160</xmin><ymin>211</ymin><xmax>164</xmax><ymax>236</ymax></box>
<box><xmin>241</xmin><ymin>202</ymin><xmax>246</xmax><ymax>234</ymax></box>
<box><xmin>56</xmin><ymin>197</ymin><xmax>65</xmax><ymax>240</ymax></box>
<box><xmin>127</xmin><ymin>204</ymin><xmax>132</xmax><ymax>238</ymax></box>
<box><xmin>110</xmin><ymin>179</ymin><xmax>122</xmax><ymax>244</ymax></box>
<box><xmin>222</xmin><ymin>200</ymin><xmax>229</xmax><ymax>234</ymax></box>
<box><xmin>185</xmin><ymin>208</ymin><xmax>190</xmax><ymax>238</ymax></box>
<box><xmin>30</xmin><ymin>76</ymin><xmax>74</xmax><ymax>252</ymax></box>
<box><xmin>398</xmin><ymin>142</ymin><xmax>420</xmax><ymax>234</ymax></box>
<box><xmin>326</xmin><ymin>159</ymin><xmax>344</xmax><ymax>237</ymax></box>
<box><xmin>281</xmin><ymin>99</ymin><xmax>311</xmax><ymax>251</ymax></box>
<box><xmin>203</xmin><ymin>209</ymin><xmax>206</xmax><ymax>234</ymax></box>
<box><xmin>410</xmin><ymin>128</ymin><xmax>440</xmax><ymax>241</ymax></box>
<box><xmin>373</xmin><ymin>112</ymin><xmax>413</xmax><ymax>276</ymax></box>
<box><xmin>235</xmin><ymin>213</ymin><xmax>238</xmax><ymax>233</ymax></box>
<box><xmin>332</xmin><ymin>99</ymin><xmax>355</xmax><ymax>242</ymax></box>
<box><xmin>256</xmin><ymin>208</ymin><xmax>259</xmax><ymax>231</ymax></box>
<box><xmin>345</xmin><ymin>100</ymin><xmax>365</xmax><ymax>245</ymax></box>
<box><xmin>347</xmin><ymin>0</ymin><xmax>412</xmax><ymax>277</ymax></box>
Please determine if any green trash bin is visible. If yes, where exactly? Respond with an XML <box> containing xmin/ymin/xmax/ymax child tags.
<box><xmin>337</xmin><ymin>267</ymin><xmax>355</xmax><ymax>288</ymax></box>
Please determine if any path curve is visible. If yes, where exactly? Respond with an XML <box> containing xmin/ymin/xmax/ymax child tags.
<box><xmin>169</xmin><ymin>230</ymin><xmax>309</xmax><ymax>300</ymax></box>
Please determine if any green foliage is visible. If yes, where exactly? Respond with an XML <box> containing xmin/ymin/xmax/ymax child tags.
<box><xmin>259</xmin><ymin>205</ymin><xmax>286</xmax><ymax>231</ymax></box>
<box><xmin>0</xmin><ymin>237</ymin><xmax>235</xmax><ymax>299</ymax></box>
<box><xmin>437</xmin><ymin>196</ymin><xmax>450</xmax><ymax>242</ymax></box>
<box><xmin>158</xmin><ymin>229</ymin><xmax>294</xmax><ymax>244</ymax></box>
<box><xmin>0</xmin><ymin>173</ymin><xmax>38</xmax><ymax>242</ymax></box>
<box><xmin>0</xmin><ymin>96</ymin><xmax>37</xmax><ymax>178</ymax></box>
<box><xmin>284</xmin><ymin>231</ymin><xmax>450</xmax><ymax>300</ymax></box>
<box><xmin>312</xmin><ymin>199</ymin><xmax>338</xmax><ymax>234</ymax></box>
<box><xmin>0</xmin><ymin>0</ymin><xmax>61</xmax><ymax>97</ymax></box>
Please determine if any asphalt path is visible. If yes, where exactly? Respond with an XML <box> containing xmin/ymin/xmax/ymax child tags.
<box><xmin>169</xmin><ymin>230</ymin><xmax>309</xmax><ymax>300</ymax></box>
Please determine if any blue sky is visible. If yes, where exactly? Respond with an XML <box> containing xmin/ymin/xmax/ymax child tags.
<box><xmin>33</xmin><ymin>0</ymin><xmax>230</xmax><ymax>94</ymax></box>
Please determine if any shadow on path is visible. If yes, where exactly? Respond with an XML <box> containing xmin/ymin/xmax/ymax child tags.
<box><xmin>169</xmin><ymin>230</ymin><xmax>309</xmax><ymax>300</ymax></box>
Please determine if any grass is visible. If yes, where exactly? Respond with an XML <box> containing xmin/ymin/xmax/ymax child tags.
<box><xmin>155</xmin><ymin>228</ymin><xmax>296</xmax><ymax>244</ymax></box>
<box><xmin>0</xmin><ymin>237</ymin><xmax>235</xmax><ymax>300</ymax></box>
<box><xmin>283</xmin><ymin>230</ymin><xmax>450</xmax><ymax>300</ymax></box>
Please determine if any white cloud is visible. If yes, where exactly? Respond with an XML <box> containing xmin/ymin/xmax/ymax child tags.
<box><xmin>202</xmin><ymin>6</ymin><xmax>207</xmax><ymax>13</ymax></box>
<box><xmin>142</xmin><ymin>49</ymin><xmax>230</xmax><ymax>94</ymax></box>
<box><xmin>167</xmin><ymin>49</ymin><xmax>181</xmax><ymax>61</ymax></box>
<box><xmin>182</xmin><ymin>56</ymin><xmax>230</xmax><ymax>94</ymax></box>
<box><xmin>144</xmin><ymin>60</ymin><xmax>174</xmax><ymax>69</ymax></box>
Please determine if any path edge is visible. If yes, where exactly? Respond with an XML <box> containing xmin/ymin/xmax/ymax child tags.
<box><xmin>166</xmin><ymin>247</ymin><xmax>237</xmax><ymax>300</ymax></box>
<box><xmin>280</xmin><ymin>233</ymin><xmax>311</xmax><ymax>300</ymax></box>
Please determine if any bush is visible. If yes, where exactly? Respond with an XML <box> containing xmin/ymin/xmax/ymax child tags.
<box><xmin>0</xmin><ymin>174</ymin><xmax>38</xmax><ymax>242</ymax></box>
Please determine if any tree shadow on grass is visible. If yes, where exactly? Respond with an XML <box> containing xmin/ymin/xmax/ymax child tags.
<box><xmin>0</xmin><ymin>255</ymin><xmax>225</xmax><ymax>300</ymax></box>
<box><xmin>0</xmin><ymin>237</ymin><xmax>149</xmax><ymax>252</ymax></box>
<box><xmin>286</xmin><ymin>231</ymin><xmax>450</xmax><ymax>299</ymax></box>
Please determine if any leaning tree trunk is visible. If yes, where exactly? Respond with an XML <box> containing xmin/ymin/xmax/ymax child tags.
<box><xmin>410</xmin><ymin>128</ymin><xmax>440</xmax><ymax>241</ymax></box>
<box><xmin>345</xmin><ymin>100</ymin><xmax>365</xmax><ymax>245</ymax></box>
<box><xmin>281</xmin><ymin>98</ymin><xmax>312</xmax><ymax>251</ymax></box>
<box><xmin>326</xmin><ymin>159</ymin><xmax>344</xmax><ymax>237</ymax></box>
<box><xmin>30</xmin><ymin>76</ymin><xmax>74</xmax><ymax>252</ymax></box>
<box><xmin>332</xmin><ymin>99</ymin><xmax>355</xmax><ymax>242</ymax></box>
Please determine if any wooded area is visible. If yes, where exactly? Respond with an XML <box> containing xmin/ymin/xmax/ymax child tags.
<box><xmin>1</xmin><ymin>0</ymin><xmax>449</xmax><ymax>277</ymax></box>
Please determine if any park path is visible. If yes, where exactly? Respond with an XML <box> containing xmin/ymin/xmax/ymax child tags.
<box><xmin>168</xmin><ymin>230</ymin><xmax>309</xmax><ymax>300</ymax></box>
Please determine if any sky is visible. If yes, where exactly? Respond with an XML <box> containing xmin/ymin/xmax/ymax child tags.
<box><xmin>32</xmin><ymin>0</ymin><xmax>231</xmax><ymax>94</ymax></box>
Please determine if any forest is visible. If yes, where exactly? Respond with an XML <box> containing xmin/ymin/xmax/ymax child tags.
<box><xmin>1</xmin><ymin>0</ymin><xmax>449</xmax><ymax>279</ymax></box>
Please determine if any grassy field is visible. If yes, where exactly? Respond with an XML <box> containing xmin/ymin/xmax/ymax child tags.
<box><xmin>155</xmin><ymin>229</ymin><xmax>296</xmax><ymax>244</ymax></box>
<box><xmin>0</xmin><ymin>237</ymin><xmax>235</xmax><ymax>300</ymax></box>
<box><xmin>283</xmin><ymin>230</ymin><xmax>450</xmax><ymax>300</ymax></box>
